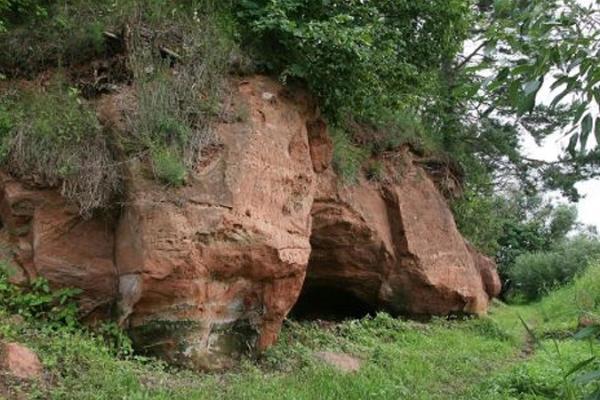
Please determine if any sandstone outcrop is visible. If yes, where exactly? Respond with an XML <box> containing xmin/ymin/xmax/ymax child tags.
<box><xmin>0</xmin><ymin>174</ymin><xmax>117</xmax><ymax>321</ymax></box>
<box><xmin>0</xmin><ymin>75</ymin><xmax>501</xmax><ymax>370</ymax></box>
<box><xmin>0</xmin><ymin>342</ymin><xmax>43</xmax><ymax>380</ymax></box>
<box><xmin>306</xmin><ymin>149</ymin><xmax>493</xmax><ymax>317</ymax></box>
<box><xmin>115</xmin><ymin>77</ymin><xmax>317</xmax><ymax>369</ymax></box>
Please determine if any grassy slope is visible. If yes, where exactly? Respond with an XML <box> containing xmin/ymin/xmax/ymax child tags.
<box><xmin>1</xmin><ymin>266</ymin><xmax>599</xmax><ymax>400</ymax></box>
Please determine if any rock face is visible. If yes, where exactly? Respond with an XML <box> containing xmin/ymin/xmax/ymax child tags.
<box><xmin>306</xmin><ymin>152</ymin><xmax>496</xmax><ymax>316</ymax></box>
<box><xmin>0</xmin><ymin>174</ymin><xmax>117</xmax><ymax>321</ymax></box>
<box><xmin>0</xmin><ymin>75</ymin><xmax>501</xmax><ymax>370</ymax></box>
<box><xmin>115</xmin><ymin>77</ymin><xmax>317</xmax><ymax>369</ymax></box>
<box><xmin>1</xmin><ymin>342</ymin><xmax>43</xmax><ymax>380</ymax></box>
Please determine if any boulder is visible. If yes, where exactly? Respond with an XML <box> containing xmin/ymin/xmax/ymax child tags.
<box><xmin>115</xmin><ymin>77</ymin><xmax>318</xmax><ymax>369</ymax></box>
<box><xmin>306</xmin><ymin>148</ymin><xmax>493</xmax><ymax>316</ymax></box>
<box><xmin>0</xmin><ymin>173</ymin><xmax>117</xmax><ymax>321</ymax></box>
<box><xmin>1</xmin><ymin>342</ymin><xmax>42</xmax><ymax>380</ymax></box>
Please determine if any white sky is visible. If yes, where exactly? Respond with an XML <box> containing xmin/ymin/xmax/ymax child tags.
<box><xmin>523</xmin><ymin>3</ymin><xmax>600</xmax><ymax>231</ymax></box>
<box><xmin>521</xmin><ymin>133</ymin><xmax>600</xmax><ymax>230</ymax></box>
<box><xmin>478</xmin><ymin>0</ymin><xmax>600</xmax><ymax>231</ymax></box>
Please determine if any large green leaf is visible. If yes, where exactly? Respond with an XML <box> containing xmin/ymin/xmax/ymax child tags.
<box><xmin>580</xmin><ymin>113</ymin><xmax>593</xmax><ymax>152</ymax></box>
<box><xmin>595</xmin><ymin>117</ymin><xmax>600</xmax><ymax>148</ymax></box>
<box><xmin>523</xmin><ymin>79</ymin><xmax>541</xmax><ymax>96</ymax></box>
<box><xmin>566</xmin><ymin>132</ymin><xmax>579</xmax><ymax>157</ymax></box>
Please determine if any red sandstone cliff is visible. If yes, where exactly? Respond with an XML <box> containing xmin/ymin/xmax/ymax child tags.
<box><xmin>0</xmin><ymin>76</ymin><xmax>500</xmax><ymax>370</ymax></box>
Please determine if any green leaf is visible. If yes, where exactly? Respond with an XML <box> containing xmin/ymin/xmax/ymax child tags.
<box><xmin>550</xmin><ymin>86</ymin><xmax>573</xmax><ymax>108</ymax></box>
<box><xmin>595</xmin><ymin>117</ymin><xmax>600</xmax><ymax>148</ymax></box>
<box><xmin>567</xmin><ymin>132</ymin><xmax>579</xmax><ymax>157</ymax></box>
<box><xmin>550</xmin><ymin>75</ymin><xmax>572</xmax><ymax>91</ymax></box>
<box><xmin>566</xmin><ymin>356</ymin><xmax>596</xmax><ymax>377</ymax></box>
<box><xmin>523</xmin><ymin>79</ymin><xmax>542</xmax><ymax>96</ymax></box>
<box><xmin>518</xmin><ymin>93</ymin><xmax>537</xmax><ymax>114</ymax></box>
<box><xmin>574</xmin><ymin>324</ymin><xmax>600</xmax><ymax>340</ymax></box>
<box><xmin>580</xmin><ymin>113</ymin><xmax>593</xmax><ymax>151</ymax></box>
<box><xmin>512</xmin><ymin>63</ymin><xmax>534</xmax><ymax>76</ymax></box>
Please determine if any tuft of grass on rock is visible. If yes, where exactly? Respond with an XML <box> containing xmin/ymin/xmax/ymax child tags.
<box><xmin>0</xmin><ymin>80</ymin><xmax>121</xmax><ymax>216</ymax></box>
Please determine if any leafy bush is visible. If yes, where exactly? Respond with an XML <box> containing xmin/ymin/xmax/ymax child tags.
<box><xmin>330</xmin><ymin>128</ymin><xmax>368</xmax><ymax>184</ymax></box>
<box><xmin>0</xmin><ymin>0</ymin><xmax>110</xmax><ymax>76</ymax></box>
<box><xmin>506</xmin><ymin>236</ymin><xmax>600</xmax><ymax>301</ymax></box>
<box><xmin>0</xmin><ymin>81</ymin><xmax>121</xmax><ymax>216</ymax></box>
<box><xmin>0</xmin><ymin>261</ymin><xmax>80</xmax><ymax>329</ymax></box>
<box><xmin>235</xmin><ymin>0</ymin><xmax>470</xmax><ymax>121</ymax></box>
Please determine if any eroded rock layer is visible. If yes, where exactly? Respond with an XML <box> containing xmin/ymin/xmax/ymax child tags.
<box><xmin>115</xmin><ymin>77</ymin><xmax>317</xmax><ymax>369</ymax></box>
<box><xmin>0</xmin><ymin>76</ymin><xmax>500</xmax><ymax>370</ymax></box>
<box><xmin>308</xmin><ymin>150</ymin><xmax>498</xmax><ymax>317</ymax></box>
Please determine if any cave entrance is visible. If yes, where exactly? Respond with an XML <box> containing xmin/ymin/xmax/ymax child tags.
<box><xmin>289</xmin><ymin>282</ymin><xmax>376</xmax><ymax>321</ymax></box>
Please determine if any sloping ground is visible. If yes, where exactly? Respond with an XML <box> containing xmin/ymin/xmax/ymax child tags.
<box><xmin>1</xmin><ymin>265</ymin><xmax>598</xmax><ymax>399</ymax></box>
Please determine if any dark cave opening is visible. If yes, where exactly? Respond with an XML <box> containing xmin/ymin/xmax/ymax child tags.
<box><xmin>289</xmin><ymin>283</ymin><xmax>376</xmax><ymax>321</ymax></box>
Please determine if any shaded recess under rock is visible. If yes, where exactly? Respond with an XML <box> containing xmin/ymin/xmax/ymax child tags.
<box><xmin>0</xmin><ymin>75</ymin><xmax>500</xmax><ymax>370</ymax></box>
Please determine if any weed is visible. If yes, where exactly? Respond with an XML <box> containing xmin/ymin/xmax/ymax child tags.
<box><xmin>0</xmin><ymin>80</ymin><xmax>121</xmax><ymax>216</ymax></box>
<box><xmin>151</xmin><ymin>147</ymin><xmax>187</xmax><ymax>187</ymax></box>
<box><xmin>0</xmin><ymin>261</ymin><xmax>80</xmax><ymax>330</ymax></box>
<box><xmin>330</xmin><ymin>128</ymin><xmax>368</xmax><ymax>184</ymax></box>
<box><xmin>125</xmin><ymin>1</ymin><xmax>234</xmax><ymax>184</ymax></box>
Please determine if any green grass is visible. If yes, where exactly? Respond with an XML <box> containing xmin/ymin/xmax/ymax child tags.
<box><xmin>330</xmin><ymin>127</ymin><xmax>369</xmax><ymax>184</ymax></box>
<box><xmin>2</xmin><ymin>265</ymin><xmax>600</xmax><ymax>399</ymax></box>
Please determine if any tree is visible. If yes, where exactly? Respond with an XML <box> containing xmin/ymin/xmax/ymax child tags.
<box><xmin>235</xmin><ymin>0</ymin><xmax>471</xmax><ymax>120</ymax></box>
<box><xmin>470</xmin><ymin>0</ymin><xmax>600</xmax><ymax>199</ymax></box>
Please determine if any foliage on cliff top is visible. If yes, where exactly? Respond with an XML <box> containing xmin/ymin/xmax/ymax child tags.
<box><xmin>235</xmin><ymin>0</ymin><xmax>470</xmax><ymax>120</ymax></box>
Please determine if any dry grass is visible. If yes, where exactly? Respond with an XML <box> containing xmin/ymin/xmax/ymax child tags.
<box><xmin>1</xmin><ymin>82</ymin><xmax>121</xmax><ymax>216</ymax></box>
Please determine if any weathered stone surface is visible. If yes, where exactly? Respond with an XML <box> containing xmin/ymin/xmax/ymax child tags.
<box><xmin>306</xmin><ymin>148</ymin><xmax>495</xmax><ymax>316</ymax></box>
<box><xmin>467</xmin><ymin>242</ymin><xmax>502</xmax><ymax>299</ymax></box>
<box><xmin>115</xmin><ymin>77</ymin><xmax>317</xmax><ymax>370</ymax></box>
<box><xmin>306</xmin><ymin>118</ymin><xmax>333</xmax><ymax>173</ymax></box>
<box><xmin>0</xmin><ymin>173</ymin><xmax>117</xmax><ymax>321</ymax></box>
<box><xmin>0</xmin><ymin>75</ymin><xmax>500</xmax><ymax>371</ymax></box>
<box><xmin>1</xmin><ymin>342</ymin><xmax>42</xmax><ymax>380</ymax></box>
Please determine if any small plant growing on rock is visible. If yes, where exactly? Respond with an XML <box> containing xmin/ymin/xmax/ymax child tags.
<box><xmin>0</xmin><ymin>261</ymin><xmax>80</xmax><ymax>330</ymax></box>
<box><xmin>151</xmin><ymin>146</ymin><xmax>187</xmax><ymax>187</ymax></box>
<box><xmin>0</xmin><ymin>80</ymin><xmax>121</xmax><ymax>217</ymax></box>
<box><xmin>330</xmin><ymin>128</ymin><xmax>368</xmax><ymax>184</ymax></box>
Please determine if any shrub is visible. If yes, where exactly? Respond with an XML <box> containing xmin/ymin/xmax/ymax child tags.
<box><xmin>330</xmin><ymin>128</ymin><xmax>368</xmax><ymax>184</ymax></box>
<box><xmin>0</xmin><ymin>81</ymin><xmax>121</xmax><ymax>216</ymax></box>
<box><xmin>0</xmin><ymin>0</ymin><xmax>111</xmax><ymax>76</ymax></box>
<box><xmin>506</xmin><ymin>236</ymin><xmax>600</xmax><ymax>301</ymax></box>
<box><xmin>235</xmin><ymin>0</ymin><xmax>470</xmax><ymax>120</ymax></box>
<box><xmin>344</xmin><ymin>110</ymin><xmax>437</xmax><ymax>156</ymax></box>
<box><xmin>151</xmin><ymin>147</ymin><xmax>187</xmax><ymax>187</ymax></box>
<box><xmin>0</xmin><ymin>260</ymin><xmax>80</xmax><ymax>330</ymax></box>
